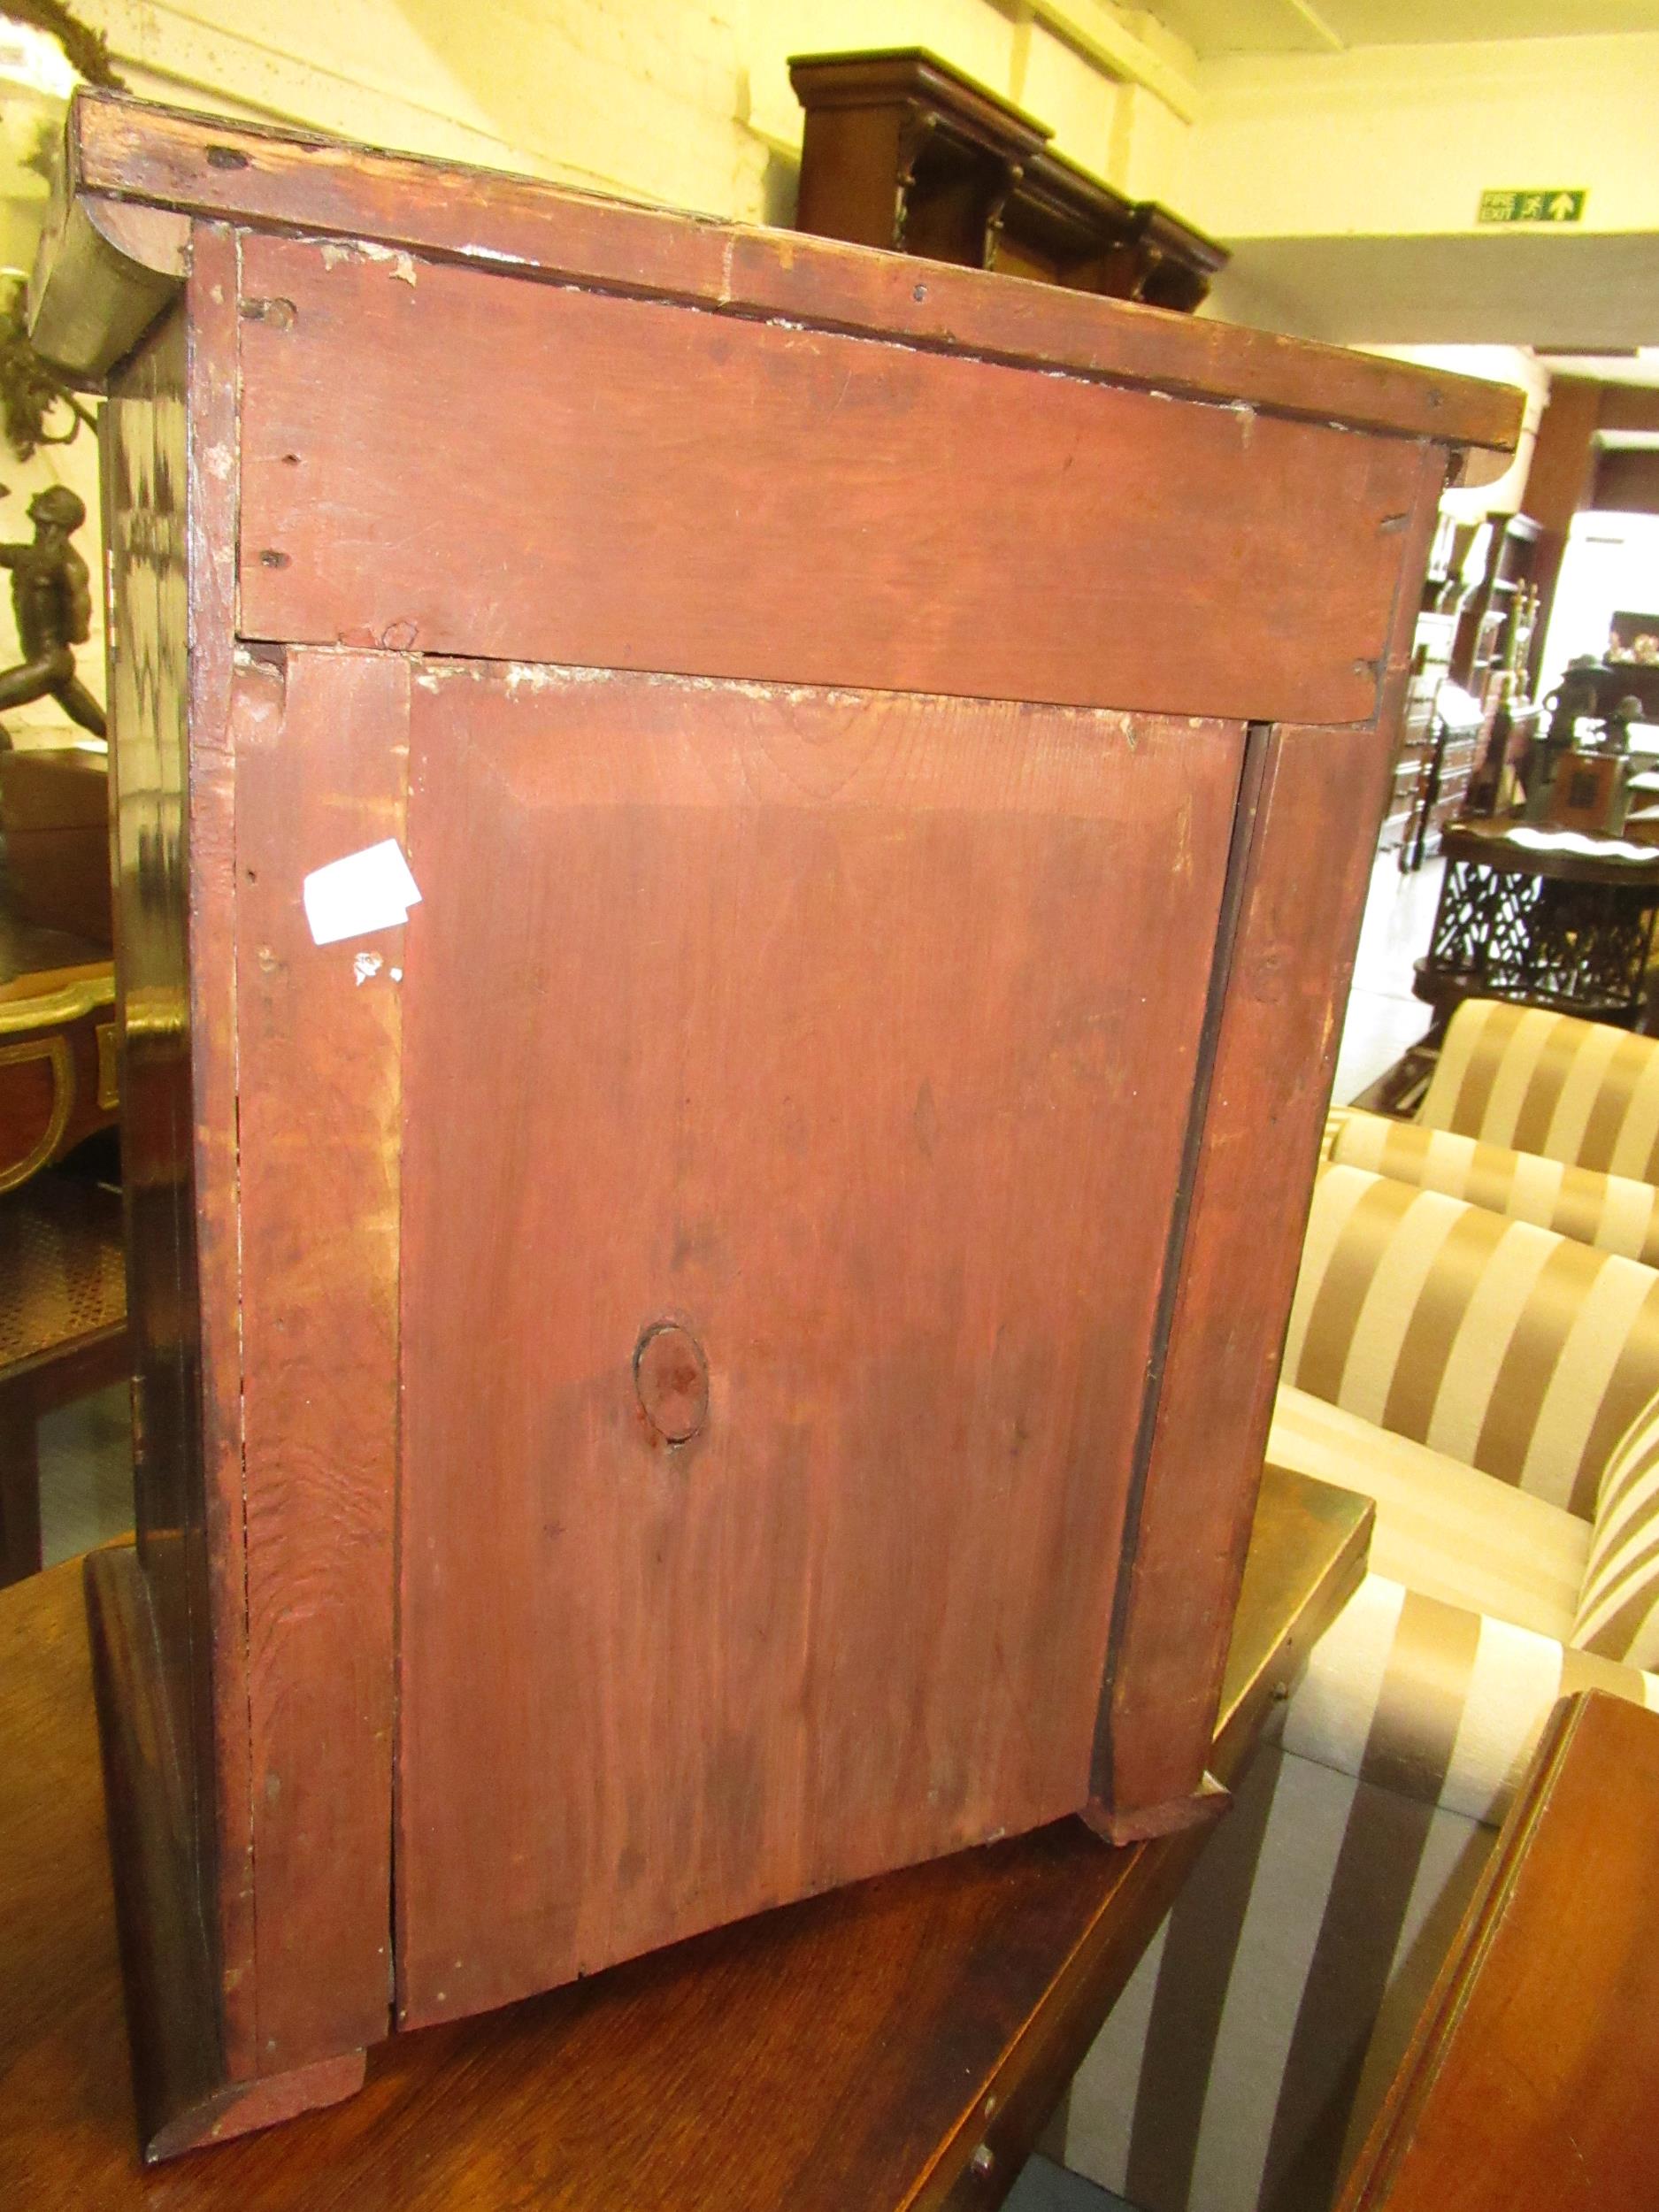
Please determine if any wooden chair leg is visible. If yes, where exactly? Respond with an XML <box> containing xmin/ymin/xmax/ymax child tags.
<box><xmin>0</xmin><ymin>1385</ymin><xmax>43</xmax><ymax>1588</ymax></box>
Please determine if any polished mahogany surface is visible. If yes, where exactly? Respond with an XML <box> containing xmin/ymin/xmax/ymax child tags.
<box><xmin>7</xmin><ymin>1465</ymin><xmax>1367</xmax><ymax>2208</ymax></box>
<box><xmin>1340</xmin><ymin>1689</ymin><xmax>1659</xmax><ymax>2212</ymax></box>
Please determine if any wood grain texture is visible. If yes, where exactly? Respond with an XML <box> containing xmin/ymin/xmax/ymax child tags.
<box><xmin>1339</xmin><ymin>1691</ymin><xmax>1659</xmax><ymax>2212</ymax></box>
<box><xmin>1092</xmin><ymin>442</ymin><xmax>1448</xmax><ymax>1821</ymax></box>
<box><xmin>182</xmin><ymin>220</ymin><xmax>262</xmax><ymax>2073</ymax></box>
<box><xmin>6</xmin><ymin>1467</ymin><xmax>1366</xmax><ymax>2206</ymax></box>
<box><xmin>233</xmin><ymin>234</ymin><xmax>1425</xmax><ymax>728</ymax></box>
<box><xmin>58</xmin><ymin>96</ymin><xmax>1506</xmax><ymax>2146</ymax></box>
<box><xmin>102</xmin><ymin>257</ymin><xmax>268</xmax><ymax>2076</ymax></box>
<box><xmin>396</xmin><ymin>661</ymin><xmax>1244</xmax><ymax>2027</ymax></box>
<box><xmin>234</xmin><ymin>646</ymin><xmax>406</xmax><ymax>2067</ymax></box>
<box><xmin>56</xmin><ymin>92</ymin><xmax>1519</xmax><ymax>455</ymax></box>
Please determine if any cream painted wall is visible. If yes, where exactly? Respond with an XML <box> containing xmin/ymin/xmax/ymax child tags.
<box><xmin>78</xmin><ymin>0</ymin><xmax>1197</xmax><ymax>227</ymax></box>
<box><xmin>1183</xmin><ymin>32</ymin><xmax>1659</xmax><ymax>242</ymax></box>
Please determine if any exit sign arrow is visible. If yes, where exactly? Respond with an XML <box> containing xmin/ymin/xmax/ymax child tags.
<box><xmin>1478</xmin><ymin>188</ymin><xmax>1588</xmax><ymax>224</ymax></box>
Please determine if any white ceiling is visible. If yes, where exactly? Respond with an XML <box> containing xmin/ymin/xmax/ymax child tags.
<box><xmin>1211</xmin><ymin>231</ymin><xmax>1659</xmax><ymax>349</ymax></box>
<box><xmin>1151</xmin><ymin>1</ymin><xmax>1659</xmax><ymax>58</ymax></box>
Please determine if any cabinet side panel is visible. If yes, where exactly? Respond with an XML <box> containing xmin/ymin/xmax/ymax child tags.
<box><xmin>234</xmin><ymin>646</ymin><xmax>404</xmax><ymax>2067</ymax></box>
<box><xmin>1093</xmin><ymin>445</ymin><xmax>1448</xmax><ymax>1824</ymax></box>
<box><xmin>104</xmin><ymin>265</ymin><xmax>258</xmax><ymax>2076</ymax></box>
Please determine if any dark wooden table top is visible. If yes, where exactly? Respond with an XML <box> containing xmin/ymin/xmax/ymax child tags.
<box><xmin>1340</xmin><ymin>1688</ymin><xmax>1659</xmax><ymax>2211</ymax></box>
<box><xmin>4</xmin><ymin>1463</ymin><xmax>1367</xmax><ymax>2210</ymax></box>
<box><xmin>1440</xmin><ymin>818</ymin><xmax>1659</xmax><ymax>887</ymax></box>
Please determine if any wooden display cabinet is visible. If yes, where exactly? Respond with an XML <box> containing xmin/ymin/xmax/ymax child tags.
<box><xmin>789</xmin><ymin>48</ymin><xmax>1225</xmax><ymax>307</ymax></box>
<box><xmin>28</xmin><ymin>92</ymin><xmax>1518</xmax><ymax>2162</ymax></box>
<box><xmin>1450</xmin><ymin>511</ymin><xmax>1540</xmax><ymax>697</ymax></box>
<box><xmin>1383</xmin><ymin>611</ymin><xmax>1455</xmax><ymax>863</ymax></box>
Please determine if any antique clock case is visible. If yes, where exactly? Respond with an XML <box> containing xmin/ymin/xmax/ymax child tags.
<box><xmin>27</xmin><ymin>93</ymin><xmax>1518</xmax><ymax>2159</ymax></box>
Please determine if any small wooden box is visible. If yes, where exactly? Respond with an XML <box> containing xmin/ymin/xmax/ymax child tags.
<box><xmin>31</xmin><ymin>93</ymin><xmax>1518</xmax><ymax>2160</ymax></box>
<box><xmin>1548</xmin><ymin>749</ymin><xmax>1631</xmax><ymax>836</ymax></box>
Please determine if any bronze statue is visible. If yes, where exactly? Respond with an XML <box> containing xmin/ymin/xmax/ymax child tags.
<box><xmin>0</xmin><ymin>483</ymin><xmax>105</xmax><ymax>742</ymax></box>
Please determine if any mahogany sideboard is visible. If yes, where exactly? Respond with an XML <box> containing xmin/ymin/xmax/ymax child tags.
<box><xmin>27</xmin><ymin>90</ymin><xmax>1519</xmax><ymax>2160</ymax></box>
<box><xmin>789</xmin><ymin>47</ymin><xmax>1225</xmax><ymax>308</ymax></box>
<box><xmin>3</xmin><ymin>1464</ymin><xmax>1370</xmax><ymax>2208</ymax></box>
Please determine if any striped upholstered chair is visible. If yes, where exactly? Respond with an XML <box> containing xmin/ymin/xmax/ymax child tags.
<box><xmin>1327</xmin><ymin>998</ymin><xmax>1659</xmax><ymax>1263</ymax></box>
<box><xmin>1055</xmin><ymin>1162</ymin><xmax>1659</xmax><ymax>2212</ymax></box>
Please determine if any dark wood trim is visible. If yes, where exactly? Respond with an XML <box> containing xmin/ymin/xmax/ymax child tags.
<box><xmin>183</xmin><ymin>223</ymin><xmax>262</xmax><ymax>2078</ymax></box>
<box><xmin>83</xmin><ymin>1547</ymin><xmax>366</xmax><ymax>2162</ymax></box>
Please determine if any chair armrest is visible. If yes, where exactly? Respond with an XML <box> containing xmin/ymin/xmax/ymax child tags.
<box><xmin>1279</xmin><ymin>1571</ymin><xmax>1659</xmax><ymax>1827</ymax></box>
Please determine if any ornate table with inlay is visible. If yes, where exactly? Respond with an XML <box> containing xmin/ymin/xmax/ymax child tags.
<box><xmin>0</xmin><ymin>895</ymin><xmax>116</xmax><ymax>1194</ymax></box>
<box><xmin>1414</xmin><ymin>821</ymin><xmax>1659</xmax><ymax>1030</ymax></box>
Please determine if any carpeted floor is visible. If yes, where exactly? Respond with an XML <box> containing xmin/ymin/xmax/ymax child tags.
<box><xmin>1008</xmin><ymin>2153</ymin><xmax>1135</xmax><ymax>2211</ymax></box>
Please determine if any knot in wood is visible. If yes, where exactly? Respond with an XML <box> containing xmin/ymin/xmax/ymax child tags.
<box><xmin>634</xmin><ymin>1323</ymin><xmax>709</xmax><ymax>1445</ymax></box>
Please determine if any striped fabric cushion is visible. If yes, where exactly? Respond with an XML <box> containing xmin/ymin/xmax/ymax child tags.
<box><xmin>1419</xmin><ymin>998</ymin><xmax>1659</xmax><ymax>1179</ymax></box>
<box><xmin>1328</xmin><ymin>1109</ymin><xmax>1659</xmax><ymax>1265</ymax></box>
<box><xmin>1062</xmin><ymin>1582</ymin><xmax>1659</xmax><ymax>2212</ymax></box>
<box><xmin>1284</xmin><ymin>1165</ymin><xmax>1659</xmax><ymax>1517</ymax></box>
<box><xmin>1571</xmin><ymin>1396</ymin><xmax>1659</xmax><ymax>1666</ymax></box>
<box><xmin>1282</xmin><ymin>1571</ymin><xmax>1659</xmax><ymax>1824</ymax></box>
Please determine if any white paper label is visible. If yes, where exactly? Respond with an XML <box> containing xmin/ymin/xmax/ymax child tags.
<box><xmin>302</xmin><ymin>838</ymin><xmax>423</xmax><ymax>947</ymax></box>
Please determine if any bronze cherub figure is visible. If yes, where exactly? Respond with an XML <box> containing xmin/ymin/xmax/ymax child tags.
<box><xmin>0</xmin><ymin>483</ymin><xmax>105</xmax><ymax>743</ymax></box>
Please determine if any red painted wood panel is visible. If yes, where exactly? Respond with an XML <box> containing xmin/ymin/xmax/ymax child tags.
<box><xmin>234</xmin><ymin>647</ymin><xmax>407</xmax><ymax>2067</ymax></box>
<box><xmin>394</xmin><ymin>662</ymin><xmax>1246</xmax><ymax>2026</ymax></box>
<box><xmin>234</xmin><ymin>234</ymin><xmax>1425</xmax><ymax>726</ymax></box>
<box><xmin>66</xmin><ymin>93</ymin><xmax>1522</xmax><ymax>453</ymax></box>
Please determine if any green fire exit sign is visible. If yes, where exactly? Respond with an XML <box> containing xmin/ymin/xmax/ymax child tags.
<box><xmin>1478</xmin><ymin>188</ymin><xmax>1588</xmax><ymax>224</ymax></box>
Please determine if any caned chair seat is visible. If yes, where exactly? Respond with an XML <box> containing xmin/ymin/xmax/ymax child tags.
<box><xmin>0</xmin><ymin>1171</ymin><xmax>128</xmax><ymax>1586</ymax></box>
<box><xmin>0</xmin><ymin>1175</ymin><xmax>126</xmax><ymax>1368</ymax></box>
